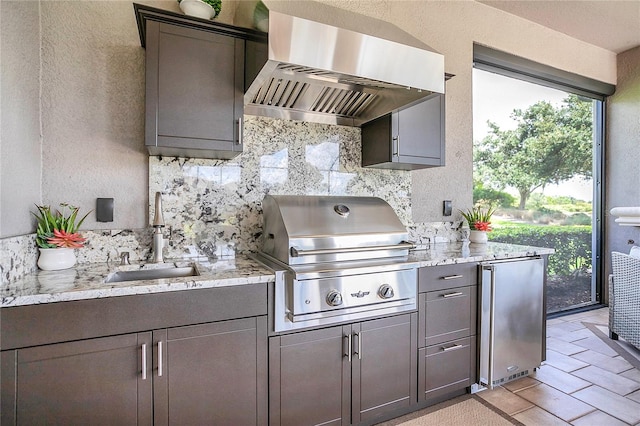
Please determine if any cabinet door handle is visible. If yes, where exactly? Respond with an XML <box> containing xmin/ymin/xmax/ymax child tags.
<box><xmin>442</xmin><ymin>343</ymin><xmax>463</xmax><ymax>352</ymax></box>
<box><xmin>237</xmin><ymin>117</ymin><xmax>243</xmax><ymax>145</ymax></box>
<box><xmin>158</xmin><ymin>341</ymin><xmax>163</xmax><ymax>377</ymax></box>
<box><xmin>442</xmin><ymin>291</ymin><xmax>464</xmax><ymax>298</ymax></box>
<box><xmin>392</xmin><ymin>136</ymin><xmax>399</xmax><ymax>157</ymax></box>
<box><xmin>442</xmin><ymin>274</ymin><xmax>464</xmax><ymax>280</ymax></box>
<box><xmin>141</xmin><ymin>344</ymin><xmax>147</xmax><ymax>380</ymax></box>
<box><xmin>344</xmin><ymin>334</ymin><xmax>352</xmax><ymax>362</ymax></box>
<box><xmin>353</xmin><ymin>332</ymin><xmax>362</xmax><ymax>360</ymax></box>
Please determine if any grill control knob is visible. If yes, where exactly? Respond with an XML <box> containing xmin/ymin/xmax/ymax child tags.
<box><xmin>326</xmin><ymin>290</ymin><xmax>343</xmax><ymax>307</ymax></box>
<box><xmin>378</xmin><ymin>284</ymin><xmax>395</xmax><ymax>299</ymax></box>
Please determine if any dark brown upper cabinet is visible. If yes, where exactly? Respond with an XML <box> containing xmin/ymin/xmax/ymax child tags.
<box><xmin>134</xmin><ymin>4</ymin><xmax>267</xmax><ymax>160</ymax></box>
<box><xmin>361</xmin><ymin>93</ymin><xmax>445</xmax><ymax>170</ymax></box>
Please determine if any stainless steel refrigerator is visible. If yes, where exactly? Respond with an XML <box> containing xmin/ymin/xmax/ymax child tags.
<box><xmin>478</xmin><ymin>257</ymin><xmax>545</xmax><ymax>389</ymax></box>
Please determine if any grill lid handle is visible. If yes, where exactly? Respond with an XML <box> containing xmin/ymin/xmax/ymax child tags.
<box><xmin>290</xmin><ymin>241</ymin><xmax>415</xmax><ymax>257</ymax></box>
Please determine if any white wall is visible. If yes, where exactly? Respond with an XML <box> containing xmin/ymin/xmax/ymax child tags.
<box><xmin>605</xmin><ymin>46</ymin><xmax>640</xmax><ymax>277</ymax></box>
<box><xmin>1</xmin><ymin>1</ymin><xmax>41</xmax><ymax>237</ymax></box>
<box><xmin>0</xmin><ymin>0</ymin><xmax>618</xmax><ymax>238</ymax></box>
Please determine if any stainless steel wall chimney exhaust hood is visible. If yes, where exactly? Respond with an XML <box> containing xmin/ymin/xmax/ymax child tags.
<box><xmin>244</xmin><ymin>9</ymin><xmax>446</xmax><ymax>127</ymax></box>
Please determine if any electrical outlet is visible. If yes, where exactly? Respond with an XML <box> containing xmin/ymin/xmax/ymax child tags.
<box><xmin>96</xmin><ymin>198</ymin><xmax>114</xmax><ymax>222</ymax></box>
<box><xmin>443</xmin><ymin>200</ymin><xmax>452</xmax><ymax>216</ymax></box>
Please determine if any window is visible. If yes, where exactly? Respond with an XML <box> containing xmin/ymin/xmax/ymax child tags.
<box><xmin>472</xmin><ymin>45</ymin><xmax>613</xmax><ymax>314</ymax></box>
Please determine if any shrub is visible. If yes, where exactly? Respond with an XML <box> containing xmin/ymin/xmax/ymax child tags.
<box><xmin>489</xmin><ymin>225</ymin><xmax>591</xmax><ymax>277</ymax></box>
<box><xmin>562</xmin><ymin>213</ymin><xmax>591</xmax><ymax>226</ymax></box>
<box><xmin>473</xmin><ymin>187</ymin><xmax>515</xmax><ymax>208</ymax></box>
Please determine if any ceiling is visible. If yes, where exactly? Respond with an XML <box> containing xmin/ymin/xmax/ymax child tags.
<box><xmin>478</xmin><ymin>0</ymin><xmax>640</xmax><ymax>53</ymax></box>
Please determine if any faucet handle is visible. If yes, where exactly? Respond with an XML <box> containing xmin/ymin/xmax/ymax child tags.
<box><xmin>153</xmin><ymin>191</ymin><xmax>165</xmax><ymax>227</ymax></box>
<box><xmin>120</xmin><ymin>251</ymin><xmax>131</xmax><ymax>265</ymax></box>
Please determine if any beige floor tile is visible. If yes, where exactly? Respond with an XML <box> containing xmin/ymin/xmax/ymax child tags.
<box><xmin>551</xmin><ymin>321</ymin><xmax>586</xmax><ymax>333</ymax></box>
<box><xmin>548</xmin><ymin>317</ymin><xmax>568</xmax><ymax>326</ymax></box>
<box><xmin>554</xmin><ymin>328</ymin><xmax>595</xmax><ymax>343</ymax></box>
<box><xmin>476</xmin><ymin>386</ymin><xmax>534</xmax><ymax>416</ymax></box>
<box><xmin>531</xmin><ymin>365</ymin><xmax>591</xmax><ymax>394</ymax></box>
<box><xmin>620</xmin><ymin>368</ymin><xmax>640</xmax><ymax>384</ymax></box>
<box><xmin>572</xmin><ymin>385</ymin><xmax>640</xmax><ymax>424</ymax></box>
<box><xmin>572</xmin><ymin>336</ymin><xmax>620</xmax><ymax>357</ymax></box>
<box><xmin>627</xmin><ymin>388</ymin><xmax>640</xmax><ymax>403</ymax></box>
<box><xmin>570</xmin><ymin>410</ymin><xmax>630</xmax><ymax>426</ymax></box>
<box><xmin>502</xmin><ymin>376</ymin><xmax>540</xmax><ymax>392</ymax></box>
<box><xmin>572</xmin><ymin>350</ymin><xmax>633</xmax><ymax>374</ymax></box>
<box><xmin>547</xmin><ymin>337</ymin><xmax>589</xmax><ymax>356</ymax></box>
<box><xmin>514</xmin><ymin>406</ymin><xmax>571</xmax><ymax>426</ymax></box>
<box><xmin>571</xmin><ymin>365</ymin><xmax>640</xmax><ymax>396</ymax></box>
<box><xmin>517</xmin><ymin>383</ymin><xmax>595</xmax><ymax>422</ymax></box>
<box><xmin>545</xmin><ymin>349</ymin><xmax>589</xmax><ymax>372</ymax></box>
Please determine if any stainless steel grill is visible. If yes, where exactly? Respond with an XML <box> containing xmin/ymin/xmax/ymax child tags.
<box><xmin>257</xmin><ymin>195</ymin><xmax>417</xmax><ymax>332</ymax></box>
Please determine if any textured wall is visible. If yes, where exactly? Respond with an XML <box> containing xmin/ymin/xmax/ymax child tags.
<box><xmin>605</xmin><ymin>46</ymin><xmax>640</xmax><ymax>277</ymax></box>
<box><xmin>40</xmin><ymin>1</ymin><xmax>148</xmax><ymax>230</ymax></box>
<box><xmin>0</xmin><ymin>1</ymin><xmax>41</xmax><ymax>237</ymax></box>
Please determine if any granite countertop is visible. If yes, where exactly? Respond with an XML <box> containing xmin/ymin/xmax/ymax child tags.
<box><xmin>1</xmin><ymin>242</ymin><xmax>554</xmax><ymax>308</ymax></box>
<box><xmin>1</xmin><ymin>255</ymin><xmax>275</xmax><ymax>308</ymax></box>
<box><xmin>408</xmin><ymin>241</ymin><xmax>555</xmax><ymax>267</ymax></box>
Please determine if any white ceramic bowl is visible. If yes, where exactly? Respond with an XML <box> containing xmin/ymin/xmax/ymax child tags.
<box><xmin>179</xmin><ymin>0</ymin><xmax>215</xmax><ymax>20</ymax></box>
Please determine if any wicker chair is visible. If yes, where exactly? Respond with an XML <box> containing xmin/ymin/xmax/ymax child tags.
<box><xmin>609</xmin><ymin>252</ymin><xmax>640</xmax><ymax>349</ymax></box>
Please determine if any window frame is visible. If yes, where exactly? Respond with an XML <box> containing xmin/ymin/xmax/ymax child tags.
<box><xmin>473</xmin><ymin>44</ymin><xmax>613</xmax><ymax>312</ymax></box>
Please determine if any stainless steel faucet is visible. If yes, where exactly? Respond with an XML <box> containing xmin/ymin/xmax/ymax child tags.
<box><xmin>151</xmin><ymin>192</ymin><xmax>165</xmax><ymax>263</ymax></box>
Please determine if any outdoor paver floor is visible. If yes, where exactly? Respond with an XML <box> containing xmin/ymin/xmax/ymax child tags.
<box><xmin>477</xmin><ymin>307</ymin><xmax>640</xmax><ymax>426</ymax></box>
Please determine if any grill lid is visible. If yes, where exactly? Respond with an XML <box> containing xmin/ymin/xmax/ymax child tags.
<box><xmin>261</xmin><ymin>195</ymin><xmax>410</xmax><ymax>265</ymax></box>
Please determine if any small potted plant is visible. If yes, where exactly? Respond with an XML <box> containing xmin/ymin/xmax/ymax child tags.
<box><xmin>460</xmin><ymin>205</ymin><xmax>496</xmax><ymax>244</ymax></box>
<box><xmin>33</xmin><ymin>203</ymin><xmax>90</xmax><ymax>270</ymax></box>
<box><xmin>178</xmin><ymin>0</ymin><xmax>222</xmax><ymax>20</ymax></box>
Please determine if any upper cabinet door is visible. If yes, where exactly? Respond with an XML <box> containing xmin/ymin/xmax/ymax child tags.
<box><xmin>361</xmin><ymin>93</ymin><xmax>445</xmax><ymax>170</ymax></box>
<box><xmin>395</xmin><ymin>94</ymin><xmax>444</xmax><ymax>165</ymax></box>
<box><xmin>145</xmin><ymin>21</ymin><xmax>244</xmax><ymax>159</ymax></box>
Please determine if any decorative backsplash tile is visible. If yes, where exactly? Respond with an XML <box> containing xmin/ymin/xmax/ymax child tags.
<box><xmin>148</xmin><ymin>116</ymin><xmax>460</xmax><ymax>257</ymax></box>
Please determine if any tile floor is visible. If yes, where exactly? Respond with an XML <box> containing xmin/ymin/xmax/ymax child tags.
<box><xmin>477</xmin><ymin>307</ymin><xmax>640</xmax><ymax>425</ymax></box>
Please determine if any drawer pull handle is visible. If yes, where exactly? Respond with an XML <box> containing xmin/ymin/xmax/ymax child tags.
<box><xmin>141</xmin><ymin>344</ymin><xmax>147</xmax><ymax>380</ymax></box>
<box><xmin>344</xmin><ymin>334</ymin><xmax>352</xmax><ymax>362</ymax></box>
<box><xmin>442</xmin><ymin>274</ymin><xmax>464</xmax><ymax>280</ymax></box>
<box><xmin>442</xmin><ymin>344</ymin><xmax>463</xmax><ymax>352</ymax></box>
<box><xmin>158</xmin><ymin>341</ymin><xmax>163</xmax><ymax>377</ymax></box>
<box><xmin>442</xmin><ymin>292</ymin><xmax>464</xmax><ymax>298</ymax></box>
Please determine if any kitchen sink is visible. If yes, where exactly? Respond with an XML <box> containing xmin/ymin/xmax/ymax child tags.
<box><xmin>105</xmin><ymin>266</ymin><xmax>199</xmax><ymax>283</ymax></box>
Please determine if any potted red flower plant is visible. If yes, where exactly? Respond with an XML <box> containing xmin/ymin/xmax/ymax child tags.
<box><xmin>33</xmin><ymin>203</ymin><xmax>90</xmax><ymax>270</ymax></box>
<box><xmin>460</xmin><ymin>206</ymin><xmax>496</xmax><ymax>243</ymax></box>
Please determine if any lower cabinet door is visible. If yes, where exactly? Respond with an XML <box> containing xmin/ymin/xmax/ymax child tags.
<box><xmin>352</xmin><ymin>313</ymin><xmax>417</xmax><ymax>424</ymax></box>
<box><xmin>269</xmin><ymin>325</ymin><xmax>351</xmax><ymax>426</ymax></box>
<box><xmin>418</xmin><ymin>336</ymin><xmax>474</xmax><ymax>401</ymax></box>
<box><xmin>1</xmin><ymin>332</ymin><xmax>153</xmax><ymax>426</ymax></box>
<box><xmin>153</xmin><ymin>316</ymin><xmax>268</xmax><ymax>426</ymax></box>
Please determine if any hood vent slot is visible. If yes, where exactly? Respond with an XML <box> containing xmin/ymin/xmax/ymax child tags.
<box><xmin>312</xmin><ymin>88</ymin><xmax>376</xmax><ymax>116</ymax></box>
<box><xmin>251</xmin><ymin>78</ymin><xmax>308</xmax><ymax>109</ymax></box>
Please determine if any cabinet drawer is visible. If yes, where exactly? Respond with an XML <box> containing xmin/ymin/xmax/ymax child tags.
<box><xmin>418</xmin><ymin>337</ymin><xmax>473</xmax><ymax>401</ymax></box>
<box><xmin>419</xmin><ymin>286</ymin><xmax>476</xmax><ymax>347</ymax></box>
<box><xmin>418</xmin><ymin>263</ymin><xmax>477</xmax><ymax>293</ymax></box>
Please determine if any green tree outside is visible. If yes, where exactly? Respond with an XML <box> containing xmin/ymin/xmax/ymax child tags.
<box><xmin>474</xmin><ymin>95</ymin><xmax>593</xmax><ymax>209</ymax></box>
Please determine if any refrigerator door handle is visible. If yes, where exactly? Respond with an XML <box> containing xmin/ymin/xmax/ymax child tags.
<box><xmin>484</xmin><ymin>264</ymin><xmax>497</xmax><ymax>389</ymax></box>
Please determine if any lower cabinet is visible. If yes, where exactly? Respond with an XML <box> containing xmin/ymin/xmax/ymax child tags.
<box><xmin>269</xmin><ymin>313</ymin><xmax>417</xmax><ymax>426</ymax></box>
<box><xmin>154</xmin><ymin>317</ymin><xmax>268</xmax><ymax>425</ymax></box>
<box><xmin>1</xmin><ymin>316</ymin><xmax>268</xmax><ymax>426</ymax></box>
<box><xmin>417</xmin><ymin>263</ymin><xmax>478</xmax><ymax>403</ymax></box>
<box><xmin>1</xmin><ymin>333</ymin><xmax>153</xmax><ymax>425</ymax></box>
<box><xmin>418</xmin><ymin>336</ymin><xmax>477</xmax><ymax>401</ymax></box>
